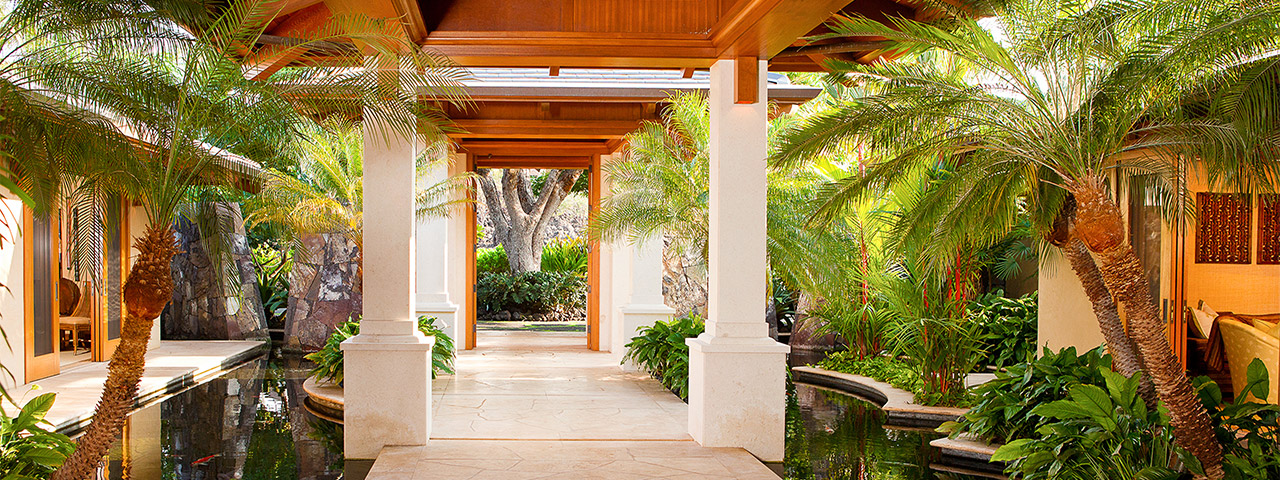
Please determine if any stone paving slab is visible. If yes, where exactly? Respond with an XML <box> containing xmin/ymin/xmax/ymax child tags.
<box><xmin>6</xmin><ymin>340</ymin><xmax>266</xmax><ymax>432</ymax></box>
<box><xmin>370</xmin><ymin>440</ymin><xmax>780</xmax><ymax>480</ymax></box>
<box><xmin>371</xmin><ymin>331</ymin><xmax>778</xmax><ymax>479</ymax></box>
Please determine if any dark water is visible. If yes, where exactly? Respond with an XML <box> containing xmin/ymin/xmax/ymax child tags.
<box><xmin>98</xmin><ymin>352</ymin><xmax>994</xmax><ymax>480</ymax></box>
<box><xmin>785</xmin><ymin>382</ymin><xmax>996</xmax><ymax>480</ymax></box>
<box><xmin>101</xmin><ymin>352</ymin><xmax>344</xmax><ymax>480</ymax></box>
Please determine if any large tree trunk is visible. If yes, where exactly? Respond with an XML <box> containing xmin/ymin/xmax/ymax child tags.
<box><xmin>1046</xmin><ymin>200</ymin><xmax>1157</xmax><ymax>408</ymax></box>
<box><xmin>54</xmin><ymin>224</ymin><xmax>179</xmax><ymax>480</ymax></box>
<box><xmin>1061</xmin><ymin>239</ymin><xmax>1158</xmax><ymax>409</ymax></box>
<box><xmin>475</xmin><ymin>169</ymin><xmax>581</xmax><ymax>273</ymax></box>
<box><xmin>1071</xmin><ymin>180</ymin><xmax>1224</xmax><ymax>480</ymax></box>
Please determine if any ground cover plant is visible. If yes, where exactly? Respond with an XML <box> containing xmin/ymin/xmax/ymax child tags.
<box><xmin>476</xmin><ymin>271</ymin><xmax>586</xmax><ymax>318</ymax></box>
<box><xmin>969</xmin><ymin>291</ymin><xmax>1038</xmax><ymax>369</ymax></box>
<box><xmin>306</xmin><ymin>316</ymin><xmax>456</xmax><ymax>386</ymax></box>
<box><xmin>0</xmin><ymin>393</ymin><xmax>74</xmax><ymax>478</ymax></box>
<box><xmin>623</xmin><ymin>315</ymin><xmax>705</xmax><ymax>400</ymax></box>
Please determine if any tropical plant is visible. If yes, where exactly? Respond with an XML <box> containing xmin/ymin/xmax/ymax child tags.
<box><xmin>940</xmin><ymin>346</ymin><xmax>1113</xmax><ymax>444</ymax></box>
<box><xmin>594</xmin><ymin>92</ymin><xmax>859</xmax><ymax>320</ymax></box>
<box><xmin>251</xmin><ymin>244</ymin><xmax>291</xmax><ymax>328</ymax></box>
<box><xmin>0</xmin><ymin>393</ymin><xmax>74</xmax><ymax>478</ymax></box>
<box><xmin>623</xmin><ymin>315</ymin><xmax>705</xmax><ymax>400</ymax></box>
<box><xmin>815</xmin><ymin>353</ymin><xmax>925</xmax><ymax>399</ymax></box>
<box><xmin>0</xmin><ymin>1</ymin><xmax>468</xmax><ymax>476</ymax></box>
<box><xmin>245</xmin><ymin>119</ymin><xmax>472</xmax><ymax>270</ymax></box>
<box><xmin>306</xmin><ymin>316</ymin><xmax>455</xmax><ymax>386</ymax></box>
<box><xmin>540</xmin><ymin>236</ymin><xmax>589</xmax><ymax>275</ymax></box>
<box><xmin>810</xmin><ymin>300</ymin><xmax>891</xmax><ymax>361</ymax></box>
<box><xmin>969</xmin><ymin>290</ymin><xmax>1038</xmax><ymax>369</ymax></box>
<box><xmin>991</xmin><ymin>370</ymin><xmax>1175</xmax><ymax>480</ymax></box>
<box><xmin>476</xmin><ymin>245</ymin><xmax>509</xmax><ymax>274</ymax></box>
<box><xmin>772</xmin><ymin>1</ymin><xmax>1280</xmax><ymax>473</ymax></box>
<box><xmin>1194</xmin><ymin>360</ymin><xmax>1280</xmax><ymax>480</ymax></box>
<box><xmin>475</xmin><ymin>271</ymin><xmax>586</xmax><ymax>315</ymax></box>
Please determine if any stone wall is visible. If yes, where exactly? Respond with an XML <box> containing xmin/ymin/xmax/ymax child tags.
<box><xmin>165</xmin><ymin>204</ymin><xmax>268</xmax><ymax>341</ymax></box>
<box><xmin>284</xmin><ymin>234</ymin><xmax>361</xmax><ymax>352</ymax></box>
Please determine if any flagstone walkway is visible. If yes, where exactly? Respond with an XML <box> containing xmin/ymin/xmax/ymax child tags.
<box><xmin>365</xmin><ymin>331</ymin><xmax>780</xmax><ymax>479</ymax></box>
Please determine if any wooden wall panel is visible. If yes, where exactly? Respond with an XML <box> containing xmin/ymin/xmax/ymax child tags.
<box><xmin>1259</xmin><ymin>193</ymin><xmax>1280</xmax><ymax>264</ymax></box>
<box><xmin>432</xmin><ymin>0</ymin><xmax>723</xmax><ymax>34</ymax></box>
<box><xmin>1195</xmin><ymin>192</ymin><xmax>1251</xmax><ymax>264</ymax></box>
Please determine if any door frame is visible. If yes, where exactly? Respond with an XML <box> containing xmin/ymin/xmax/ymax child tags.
<box><xmin>464</xmin><ymin>154</ymin><xmax>603</xmax><ymax>350</ymax></box>
<box><xmin>92</xmin><ymin>198</ymin><xmax>127</xmax><ymax>361</ymax></box>
<box><xmin>23</xmin><ymin>208</ymin><xmax>60</xmax><ymax>383</ymax></box>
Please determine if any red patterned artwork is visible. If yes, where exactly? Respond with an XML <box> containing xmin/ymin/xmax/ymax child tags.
<box><xmin>1196</xmin><ymin>192</ymin><xmax>1251</xmax><ymax>264</ymax></box>
<box><xmin>1259</xmin><ymin>194</ymin><xmax>1280</xmax><ymax>264</ymax></box>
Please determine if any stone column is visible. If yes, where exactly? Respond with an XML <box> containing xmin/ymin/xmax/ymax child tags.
<box><xmin>616</xmin><ymin>236</ymin><xmax>676</xmax><ymax>370</ymax></box>
<box><xmin>415</xmin><ymin>153</ymin><xmax>460</xmax><ymax>345</ymax></box>
<box><xmin>342</xmin><ymin>115</ymin><xmax>435</xmax><ymax>459</ymax></box>
<box><xmin>686</xmin><ymin>57</ymin><xmax>790</xmax><ymax>462</ymax></box>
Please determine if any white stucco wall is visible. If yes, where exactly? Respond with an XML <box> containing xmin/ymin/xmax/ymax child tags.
<box><xmin>128</xmin><ymin>206</ymin><xmax>162</xmax><ymax>349</ymax></box>
<box><xmin>0</xmin><ymin>197</ymin><xmax>25</xmax><ymax>389</ymax></box>
<box><xmin>1037</xmin><ymin>250</ymin><xmax>1105</xmax><ymax>352</ymax></box>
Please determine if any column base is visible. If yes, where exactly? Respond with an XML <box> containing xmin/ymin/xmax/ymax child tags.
<box><xmin>415</xmin><ymin>299</ymin><xmax>460</xmax><ymax>347</ymax></box>
<box><xmin>615</xmin><ymin>304</ymin><xmax>676</xmax><ymax>371</ymax></box>
<box><xmin>686</xmin><ymin>334</ymin><xmax>789</xmax><ymax>461</ymax></box>
<box><xmin>341</xmin><ymin>335</ymin><xmax>435</xmax><ymax>459</ymax></box>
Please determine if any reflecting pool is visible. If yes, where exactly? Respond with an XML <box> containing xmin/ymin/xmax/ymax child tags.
<box><xmin>99</xmin><ymin>352</ymin><xmax>344</xmax><ymax>480</ymax></box>
<box><xmin>96</xmin><ymin>352</ymin><xmax>996</xmax><ymax>479</ymax></box>
<box><xmin>785</xmin><ymin>382</ymin><xmax>997</xmax><ymax>480</ymax></box>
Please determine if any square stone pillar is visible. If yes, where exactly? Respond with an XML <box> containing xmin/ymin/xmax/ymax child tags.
<box><xmin>616</xmin><ymin>236</ymin><xmax>676</xmax><ymax>371</ymax></box>
<box><xmin>686</xmin><ymin>57</ymin><xmax>790</xmax><ymax>462</ymax></box>
<box><xmin>415</xmin><ymin>153</ymin><xmax>460</xmax><ymax>343</ymax></box>
<box><xmin>342</xmin><ymin>115</ymin><xmax>435</xmax><ymax>459</ymax></box>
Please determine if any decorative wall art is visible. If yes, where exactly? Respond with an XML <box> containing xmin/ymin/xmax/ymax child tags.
<box><xmin>1258</xmin><ymin>194</ymin><xmax>1280</xmax><ymax>265</ymax></box>
<box><xmin>1195</xmin><ymin>192</ymin><xmax>1251</xmax><ymax>264</ymax></box>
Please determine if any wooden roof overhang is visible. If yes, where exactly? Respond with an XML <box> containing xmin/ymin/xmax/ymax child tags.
<box><xmin>439</xmin><ymin>69</ymin><xmax>820</xmax><ymax>167</ymax></box>
<box><xmin>254</xmin><ymin>0</ymin><xmax>965</xmax><ymax>80</ymax></box>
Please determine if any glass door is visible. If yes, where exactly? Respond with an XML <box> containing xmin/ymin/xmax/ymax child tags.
<box><xmin>94</xmin><ymin>197</ymin><xmax>126</xmax><ymax>361</ymax></box>
<box><xmin>24</xmin><ymin>209</ymin><xmax>59</xmax><ymax>382</ymax></box>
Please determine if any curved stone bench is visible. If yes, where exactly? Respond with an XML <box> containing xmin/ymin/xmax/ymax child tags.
<box><xmin>302</xmin><ymin>376</ymin><xmax>345</xmax><ymax>424</ymax></box>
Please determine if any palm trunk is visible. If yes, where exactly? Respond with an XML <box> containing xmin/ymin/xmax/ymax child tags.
<box><xmin>1060</xmin><ymin>238</ymin><xmax>1157</xmax><ymax>409</ymax></box>
<box><xmin>54</xmin><ymin>225</ymin><xmax>178</xmax><ymax>480</ymax></box>
<box><xmin>1071</xmin><ymin>181</ymin><xmax>1223</xmax><ymax>480</ymax></box>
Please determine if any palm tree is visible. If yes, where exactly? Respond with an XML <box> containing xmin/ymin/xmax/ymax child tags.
<box><xmin>245</xmin><ymin>118</ymin><xmax>471</xmax><ymax>280</ymax></box>
<box><xmin>593</xmin><ymin>92</ymin><xmax>859</xmax><ymax>324</ymax></box>
<box><xmin>0</xmin><ymin>0</ymin><xmax>467</xmax><ymax>477</ymax></box>
<box><xmin>772</xmin><ymin>1</ymin><xmax>1280</xmax><ymax>476</ymax></box>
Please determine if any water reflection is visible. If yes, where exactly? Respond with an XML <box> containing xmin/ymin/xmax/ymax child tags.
<box><xmin>785</xmin><ymin>382</ymin><xmax>991</xmax><ymax>480</ymax></box>
<box><xmin>101</xmin><ymin>353</ymin><xmax>344</xmax><ymax>480</ymax></box>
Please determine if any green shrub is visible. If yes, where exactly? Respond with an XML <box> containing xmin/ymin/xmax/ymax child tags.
<box><xmin>476</xmin><ymin>245</ymin><xmax>509</xmax><ymax>274</ymax></box>
<box><xmin>541</xmin><ymin>237</ymin><xmax>589</xmax><ymax>275</ymax></box>
<box><xmin>816</xmin><ymin>352</ymin><xmax>924</xmax><ymax>398</ymax></box>
<box><xmin>623</xmin><ymin>315</ymin><xmax>705</xmax><ymax>400</ymax></box>
<box><xmin>252</xmin><ymin>245</ymin><xmax>292</xmax><ymax>328</ymax></box>
<box><xmin>306</xmin><ymin>316</ymin><xmax>455</xmax><ymax>386</ymax></box>
<box><xmin>1</xmin><ymin>393</ymin><xmax>74</xmax><ymax>478</ymax></box>
<box><xmin>939</xmin><ymin>346</ymin><xmax>1111</xmax><ymax>444</ymax></box>
<box><xmin>1194</xmin><ymin>359</ymin><xmax>1280</xmax><ymax>479</ymax></box>
<box><xmin>812</xmin><ymin>300</ymin><xmax>891</xmax><ymax>360</ymax></box>
<box><xmin>969</xmin><ymin>290</ymin><xmax>1038</xmax><ymax>369</ymax></box>
<box><xmin>476</xmin><ymin>271</ymin><xmax>585</xmax><ymax>314</ymax></box>
<box><xmin>990</xmin><ymin>369</ymin><xmax>1175</xmax><ymax>480</ymax></box>
<box><xmin>891</xmin><ymin>316</ymin><xmax>982</xmax><ymax>407</ymax></box>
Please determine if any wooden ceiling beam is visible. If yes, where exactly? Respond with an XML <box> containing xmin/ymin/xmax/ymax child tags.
<box><xmin>472</xmin><ymin>155</ymin><xmax>593</xmax><ymax>169</ymax></box>
<box><xmin>457</xmin><ymin>140</ymin><xmax>613</xmax><ymax>157</ymax></box>
<box><xmin>712</xmin><ymin>0</ymin><xmax>853</xmax><ymax>60</ymax></box>
<box><xmin>735</xmin><ymin>56</ymin><xmax>759</xmax><ymax>104</ymax></box>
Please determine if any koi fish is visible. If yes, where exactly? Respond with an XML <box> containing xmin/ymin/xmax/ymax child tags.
<box><xmin>191</xmin><ymin>454</ymin><xmax>220</xmax><ymax>466</ymax></box>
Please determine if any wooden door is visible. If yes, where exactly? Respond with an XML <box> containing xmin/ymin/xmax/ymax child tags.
<box><xmin>465</xmin><ymin>153</ymin><xmax>478</xmax><ymax>350</ymax></box>
<box><xmin>23</xmin><ymin>209</ymin><xmax>59</xmax><ymax>382</ymax></box>
<box><xmin>93</xmin><ymin>198</ymin><xmax>126</xmax><ymax>361</ymax></box>
<box><xmin>586</xmin><ymin>154</ymin><xmax>602</xmax><ymax>351</ymax></box>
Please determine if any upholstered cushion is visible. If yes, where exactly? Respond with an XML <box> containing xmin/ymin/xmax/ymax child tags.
<box><xmin>1265</xmin><ymin>321</ymin><xmax>1280</xmax><ymax>340</ymax></box>
<box><xmin>1198</xmin><ymin>302</ymin><xmax>1218</xmax><ymax>317</ymax></box>
<box><xmin>1191</xmin><ymin>308</ymin><xmax>1216</xmax><ymax>340</ymax></box>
